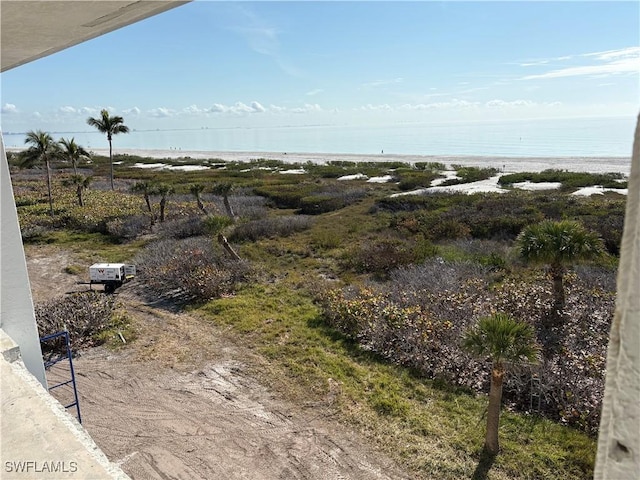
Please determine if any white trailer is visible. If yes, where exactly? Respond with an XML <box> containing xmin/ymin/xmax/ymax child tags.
<box><xmin>89</xmin><ymin>263</ymin><xmax>136</xmax><ymax>293</ymax></box>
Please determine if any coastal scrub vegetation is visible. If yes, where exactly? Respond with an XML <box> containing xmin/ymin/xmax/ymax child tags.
<box><xmin>11</xmin><ymin>149</ymin><xmax>627</xmax><ymax>479</ymax></box>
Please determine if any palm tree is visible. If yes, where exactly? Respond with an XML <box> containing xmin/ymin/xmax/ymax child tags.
<box><xmin>62</xmin><ymin>175</ymin><xmax>92</xmax><ymax>207</ymax></box>
<box><xmin>212</xmin><ymin>182</ymin><xmax>235</xmax><ymax>221</ymax></box>
<box><xmin>58</xmin><ymin>137</ymin><xmax>90</xmax><ymax>175</ymax></box>
<box><xmin>21</xmin><ymin>130</ymin><xmax>60</xmax><ymax>216</ymax></box>
<box><xmin>189</xmin><ymin>183</ymin><xmax>208</xmax><ymax>215</ymax></box>
<box><xmin>156</xmin><ymin>183</ymin><xmax>174</xmax><ymax>223</ymax></box>
<box><xmin>131</xmin><ymin>181</ymin><xmax>156</xmax><ymax>214</ymax></box>
<box><xmin>86</xmin><ymin>109</ymin><xmax>129</xmax><ymax>190</ymax></box>
<box><xmin>516</xmin><ymin>220</ymin><xmax>604</xmax><ymax>317</ymax></box>
<box><xmin>463</xmin><ymin>313</ymin><xmax>539</xmax><ymax>455</ymax></box>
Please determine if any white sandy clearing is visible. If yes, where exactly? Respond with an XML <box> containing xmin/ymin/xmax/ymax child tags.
<box><xmin>511</xmin><ymin>181</ymin><xmax>563</xmax><ymax>191</ymax></box>
<box><xmin>133</xmin><ymin>162</ymin><xmax>209</xmax><ymax>172</ymax></box>
<box><xmin>392</xmin><ymin>175</ymin><xmax>507</xmax><ymax>197</ymax></box>
<box><xmin>571</xmin><ymin>186</ymin><xmax>629</xmax><ymax>196</ymax></box>
<box><xmin>368</xmin><ymin>175</ymin><xmax>395</xmax><ymax>183</ymax></box>
<box><xmin>280</xmin><ymin>169</ymin><xmax>306</xmax><ymax>175</ymax></box>
<box><xmin>338</xmin><ymin>173</ymin><xmax>368</xmax><ymax>181</ymax></box>
<box><xmin>431</xmin><ymin>170</ymin><xmax>460</xmax><ymax>186</ymax></box>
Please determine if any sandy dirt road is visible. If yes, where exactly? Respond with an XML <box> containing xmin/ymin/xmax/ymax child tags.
<box><xmin>26</xmin><ymin>245</ymin><xmax>410</xmax><ymax>480</ymax></box>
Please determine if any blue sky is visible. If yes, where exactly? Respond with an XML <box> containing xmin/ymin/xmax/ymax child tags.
<box><xmin>1</xmin><ymin>1</ymin><xmax>638</xmax><ymax>135</ymax></box>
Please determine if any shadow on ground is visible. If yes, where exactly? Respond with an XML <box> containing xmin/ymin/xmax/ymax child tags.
<box><xmin>471</xmin><ymin>449</ymin><xmax>497</xmax><ymax>480</ymax></box>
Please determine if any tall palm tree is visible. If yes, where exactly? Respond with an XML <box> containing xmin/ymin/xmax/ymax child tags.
<box><xmin>189</xmin><ymin>183</ymin><xmax>208</xmax><ymax>215</ymax></box>
<box><xmin>463</xmin><ymin>313</ymin><xmax>539</xmax><ymax>455</ymax></box>
<box><xmin>21</xmin><ymin>130</ymin><xmax>60</xmax><ymax>216</ymax></box>
<box><xmin>58</xmin><ymin>137</ymin><xmax>90</xmax><ymax>175</ymax></box>
<box><xmin>86</xmin><ymin>109</ymin><xmax>129</xmax><ymax>190</ymax></box>
<box><xmin>62</xmin><ymin>174</ymin><xmax>92</xmax><ymax>207</ymax></box>
<box><xmin>516</xmin><ymin>220</ymin><xmax>604</xmax><ymax>317</ymax></box>
<box><xmin>156</xmin><ymin>183</ymin><xmax>174</xmax><ymax>223</ymax></box>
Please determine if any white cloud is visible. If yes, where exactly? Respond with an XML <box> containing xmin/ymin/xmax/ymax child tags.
<box><xmin>360</xmin><ymin>104</ymin><xmax>392</xmax><ymax>111</ymax></box>
<box><xmin>250</xmin><ymin>101</ymin><xmax>266</xmax><ymax>112</ymax></box>
<box><xmin>1</xmin><ymin>103</ymin><xmax>18</xmax><ymax>114</ymax></box>
<box><xmin>361</xmin><ymin>78</ymin><xmax>404</xmax><ymax>88</ymax></box>
<box><xmin>485</xmin><ymin>99</ymin><xmax>562</xmax><ymax>109</ymax></box>
<box><xmin>520</xmin><ymin>46</ymin><xmax>640</xmax><ymax>80</ymax></box>
<box><xmin>290</xmin><ymin>103</ymin><xmax>322</xmax><ymax>114</ymax></box>
<box><xmin>80</xmin><ymin>106</ymin><xmax>99</xmax><ymax>115</ymax></box>
<box><xmin>230</xmin><ymin>102</ymin><xmax>255</xmax><ymax>114</ymax></box>
<box><xmin>210</xmin><ymin>103</ymin><xmax>228</xmax><ymax>113</ymax></box>
<box><xmin>148</xmin><ymin>107</ymin><xmax>175</xmax><ymax>118</ymax></box>
<box><xmin>182</xmin><ymin>104</ymin><xmax>206</xmax><ymax>115</ymax></box>
<box><xmin>486</xmin><ymin>99</ymin><xmax>535</xmax><ymax>108</ymax></box>
<box><xmin>584</xmin><ymin>47</ymin><xmax>640</xmax><ymax>61</ymax></box>
<box><xmin>230</xmin><ymin>6</ymin><xmax>303</xmax><ymax>78</ymax></box>
<box><xmin>123</xmin><ymin>107</ymin><xmax>141</xmax><ymax>116</ymax></box>
<box><xmin>412</xmin><ymin>99</ymin><xmax>481</xmax><ymax>110</ymax></box>
<box><xmin>59</xmin><ymin>106</ymin><xmax>77</xmax><ymax>114</ymax></box>
<box><xmin>306</xmin><ymin>89</ymin><xmax>324</xmax><ymax>96</ymax></box>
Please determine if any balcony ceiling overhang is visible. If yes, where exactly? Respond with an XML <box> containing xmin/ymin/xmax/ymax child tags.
<box><xmin>1</xmin><ymin>0</ymin><xmax>190</xmax><ymax>72</ymax></box>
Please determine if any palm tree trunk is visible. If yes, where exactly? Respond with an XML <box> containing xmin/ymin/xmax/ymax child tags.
<box><xmin>45</xmin><ymin>159</ymin><xmax>54</xmax><ymax>217</ymax></box>
<box><xmin>77</xmin><ymin>186</ymin><xmax>84</xmax><ymax>207</ymax></box>
<box><xmin>223</xmin><ymin>195</ymin><xmax>235</xmax><ymax>222</ymax></box>
<box><xmin>108</xmin><ymin>137</ymin><xmax>114</xmax><ymax>190</ymax></box>
<box><xmin>218</xmin><ymin>233</ymin><xmax>241</xmax><ymax>260</ymax></box>
<box><xmin>160</xmin><ymin>197</ymin><xmax>166</xmax><ymax>223</ymax></box>
<box><xmin>196</xmin><ymin>195</ymin><xmax>208</xmax><ymax>215</ymax></box>
<box><xmin>485</xmin><ymin>365</ymin><xmax>504</xmax><ymax>455</ymax></box>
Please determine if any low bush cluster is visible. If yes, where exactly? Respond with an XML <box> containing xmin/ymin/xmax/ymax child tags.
<box><xmin>396</xmin><ymin>170</ymin><xmax>441</xmax><ymax>191</ymax></box>
<box><xmin>499</xmin><ymin>169</ymin><xmax>627</xmax><ymax>189</ymax></box>
<box><xmin>230</xmin><ymin>215</ymin><xmax>314</xmax><ymax>242</ymax></box>
<box><xmin>36</xmin><ymin>292</ymin><xmax>118</xmax><ymax>352</ymax></box>
<box><xmin>254</xmin><ymin>182</ymin><xmax>365</xmax><ymax>213</ymax></box>
<box><xmin>134</xmin><ymin>236</ymin><xmax>251</xmax><ymax>304</ymax></box>
<box><xmin>343</xmin><ymin>237</ymin><xmax>438</xmax><ymax>278</ymax></box>
<box><xmin>383</xmin><ymin>191</ymin><xmax>625</xmax><ymax>250</ymax></box>
<box><xmin>316</xmin><ymin>259</ymin><xmax>615</xmax><ymax>434</ymax></box>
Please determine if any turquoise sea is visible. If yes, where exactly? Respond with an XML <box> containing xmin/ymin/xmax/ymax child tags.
<box><xmin>2</xmin><ymin>115</ymin><xmax>636</xmax><ymax>158</ymax></box>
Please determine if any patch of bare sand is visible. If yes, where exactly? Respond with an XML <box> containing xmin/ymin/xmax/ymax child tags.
<box><xmin>29</xmin><ymin>247</ymin><xmax>410</xmax><ymax>479</ymax></box>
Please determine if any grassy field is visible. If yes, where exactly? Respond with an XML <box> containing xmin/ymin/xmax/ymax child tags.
<box><xmin>12</xmin><ymin>152</ymin><xmax>621</xmax><ymax>479</ymax></box>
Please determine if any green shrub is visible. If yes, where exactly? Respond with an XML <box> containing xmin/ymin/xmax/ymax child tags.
<box><xmin>499</xmin><ymin>170</ymin><xmax>627</xmax><ymax>189</ymax></box>
<box><xmin>253</xmin><ymin>184</ymin><xmax>316</xmax><ymax>209</ymax></box>
<box><xmin>203</xmin><ymin>215</ymin><xmax>234</xmax><ymax>235</ymax></box>
<box><xmin>440</xmin><ymin>166</ymin><xmax>499</xmax><ymax>185</ymax></box>
<box><xmin>397</xmin><ymin>171</ymin><xmax>440</xmax><ymax>191</ymax></box>
<box><xmin>299</xmin><ymin>195</ymin><xmax>345</xmax><ymax>214</ymax></box>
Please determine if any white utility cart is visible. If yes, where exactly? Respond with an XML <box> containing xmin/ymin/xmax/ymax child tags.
<box><xmin>89</xmin><ymin>263</ymin><xmax>136</xmax><ymax>294</ymax></box>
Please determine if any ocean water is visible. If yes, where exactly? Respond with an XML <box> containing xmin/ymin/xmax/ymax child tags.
<box><xmin>3</xmin><ymin>115</ymin><xmax>636</xmax><ymax>158</ymax></box>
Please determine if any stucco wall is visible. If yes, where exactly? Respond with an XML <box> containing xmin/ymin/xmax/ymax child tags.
<box><xmin>0</xmin><ymin>134</ymin><xmax>47</xmax><ymax>387</ymax></box>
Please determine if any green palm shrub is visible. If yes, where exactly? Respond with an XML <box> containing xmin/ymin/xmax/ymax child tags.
<box><xmin>463</xmin><ymin>313</ymin><xmax>539</xmax><ymax>454</ymax></box>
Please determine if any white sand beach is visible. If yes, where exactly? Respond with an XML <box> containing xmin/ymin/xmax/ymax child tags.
<box><xmin>82</xmin><ymin>148</ymin><xmax>632</xmax><ymax>176</ymax></box>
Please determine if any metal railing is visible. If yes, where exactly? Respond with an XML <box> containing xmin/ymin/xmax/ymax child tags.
<box><xmin>40</xmin><ymin>331</ymin><xmax>82</xmax><ymax>424</ymax></box>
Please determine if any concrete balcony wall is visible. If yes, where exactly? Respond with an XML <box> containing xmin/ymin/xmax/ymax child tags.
<box><xmin>0</xmin><ymin>136</ymin><xmax>47</xmax><ymax>388</ymax></box>
<box><xmin>1</xmin><ymin>329</ymin><xmax>130</xmax><ymax>479</ymax></box>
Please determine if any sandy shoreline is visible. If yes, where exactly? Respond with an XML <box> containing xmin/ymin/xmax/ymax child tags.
<box><xmin>6</xmin><ymin>146</ymin><xmax>632</xmax><ymax>175</ymax></box>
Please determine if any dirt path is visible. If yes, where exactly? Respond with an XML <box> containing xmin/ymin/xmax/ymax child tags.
<box><xmin>26</xmin><ymin>246</ymin><xmax>410</xmax><ymax>479</ymax></box>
